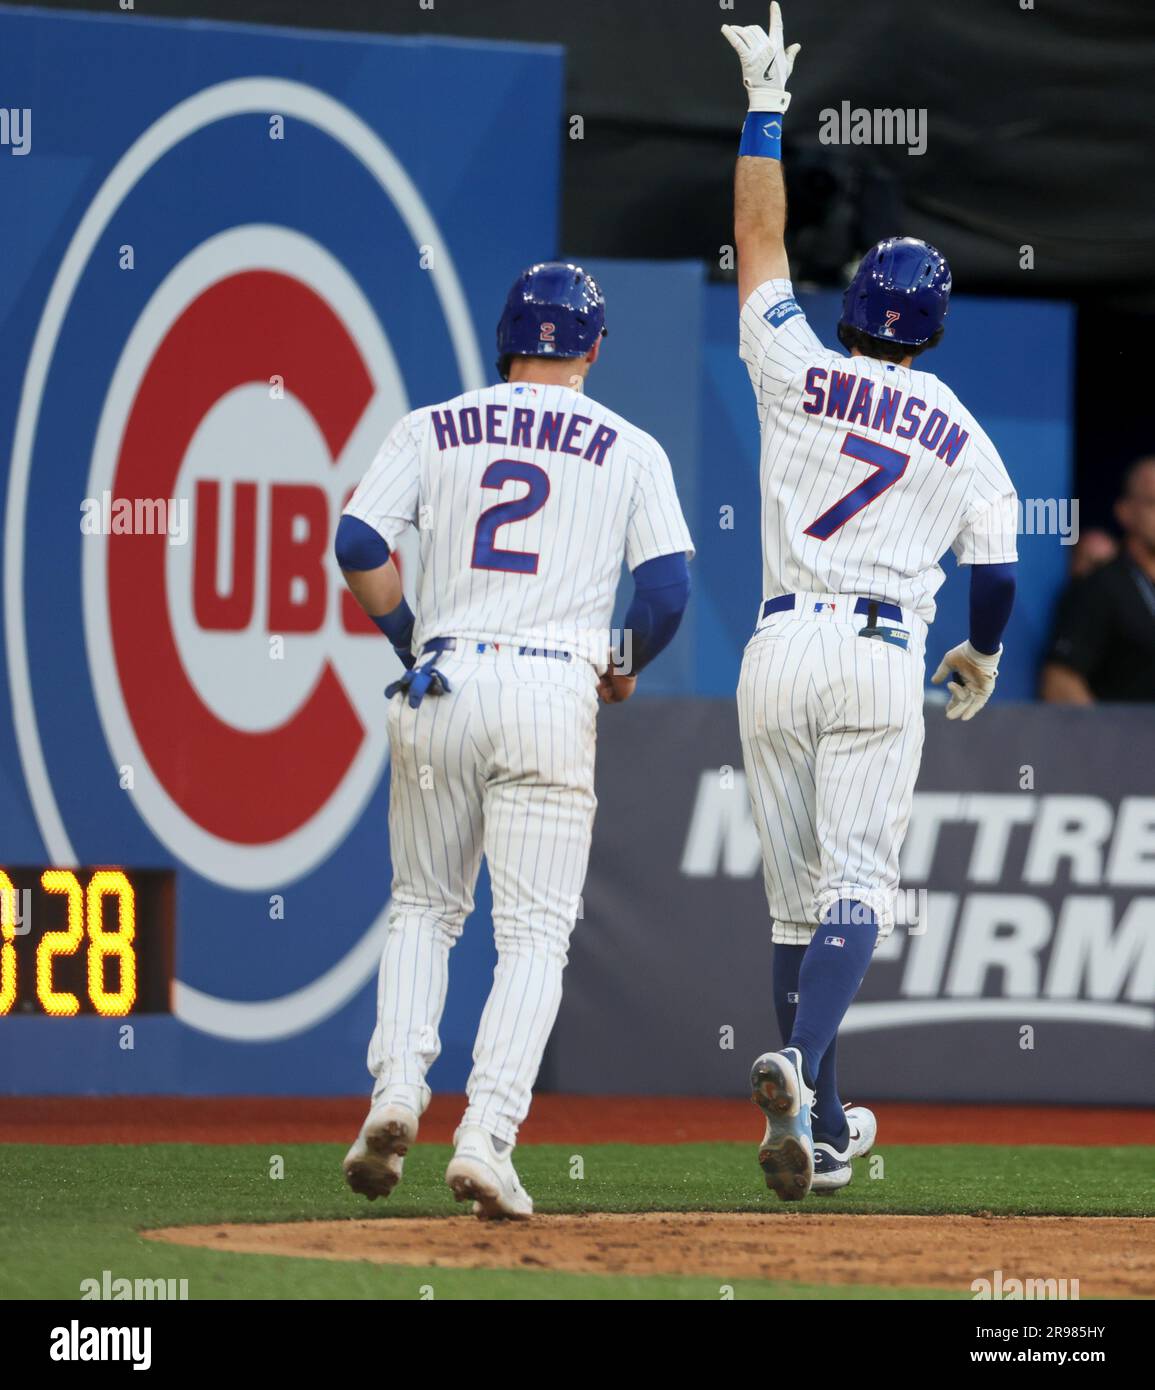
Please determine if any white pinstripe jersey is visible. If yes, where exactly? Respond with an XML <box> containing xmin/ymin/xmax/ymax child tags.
<box><xmin>344</xmin><ymin>381</ymin><xmax>694</xmax><ymax>667</ymax></box>
<box><xmin>741</xmin><ymin>278</ymin><xmax>1019</xmax><ymax>622</ymax></box>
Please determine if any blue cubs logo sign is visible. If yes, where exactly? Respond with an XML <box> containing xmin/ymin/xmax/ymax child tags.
<box><xmin>5</xmin><ymin>72</ymin><xmax>491</xmax><ymax>1044</ymax></box>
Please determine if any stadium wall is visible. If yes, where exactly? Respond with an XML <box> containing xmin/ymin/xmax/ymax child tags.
<box><xmin>545</xmin><ymin>703</ymin><xmax>1155</xmax><ymax>1106</ymax></box>
<box><xmin>2</xmin><ymin>9</ymin><xmax>1123</xmax><ymax>1104</ymax></box>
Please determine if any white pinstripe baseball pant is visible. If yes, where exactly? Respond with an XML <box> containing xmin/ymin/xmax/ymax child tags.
<box><xmin>367</xmin><ymin>644</ymin><xmax>597</xmax><ymax>1145</ymax></box>
<box><xmin>737</xmin><ymin>597</ymin><xmax>926</xmax><ymax>944</ymax></box>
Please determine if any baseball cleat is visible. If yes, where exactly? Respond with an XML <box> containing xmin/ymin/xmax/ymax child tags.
<box><xmin>750</xmin><ymin>1047</ymin><xmax>815</xmax><ymax>1201</ymax></box>
<box><xmin>811</xmin><ymin>1142</ymin><xmax>853</xmax><ymax>1191</ymax></box>
<box><xmin>844</xmin><ymin>1104</ymin><xmax>877</xmax><ymax>1157</ymax></box>
<box><xmin>445</xmin><ymin>1124</ymin><xmax>533</xmax><ymax>1220</ymax></box>
<box><xmin>811</xmin><ymin>1104</ymin><xmax>878</xmax><ymax>1194</ymax></box>
<box><xmin>342</xmin><ymin>1101</ymin><xmax>419</xmax><ymax>1201</ymax></box>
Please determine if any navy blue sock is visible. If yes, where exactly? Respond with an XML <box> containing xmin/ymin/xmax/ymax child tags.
<box><xmin>788</xmin><ymin>901</ymin><xmax>878</xmax><ymax>1093</ymax></box>
<box><xmin>811</xmin><ymin>1036</ymin><xmax>849</xmax><ymax>1147</ymax></box>
<box><xmin>774</xmin><ymin>942</ymin><xmax>849</xmax><ymax>1145</ymax></box>
<box><xmin>772</xmin><ymin>942</ymin><xmax>805</xmax><ymax>1043</ymax></box>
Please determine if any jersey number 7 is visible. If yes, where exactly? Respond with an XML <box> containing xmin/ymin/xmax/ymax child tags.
<box><xmin>803</xmin><ymin>434</ymin><xmax>909</xmax><ymax>541</ymax></box>
<box><xmin>471</xmin><ymin>459</ymin><xmax>551</xmax><ymax>574</ymax></box>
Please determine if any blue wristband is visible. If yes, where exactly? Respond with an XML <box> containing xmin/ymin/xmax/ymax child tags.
<box><xmin>372</xmin><ymin>598</ymin><xmax>415</xmax><ymax>653</ymax></box>
<box><xmin>739</xmin><ymin>110</ymin><xmax>784</xmax><ymax>160</ymax></box>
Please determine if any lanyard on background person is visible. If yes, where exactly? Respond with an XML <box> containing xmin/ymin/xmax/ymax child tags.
<box><xmin>1130</xmin><ymin>562</ymin><xmax>1155</xmax><ymax>622</ymax></box>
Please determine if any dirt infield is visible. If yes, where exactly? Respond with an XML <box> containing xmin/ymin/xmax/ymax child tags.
<box><xmin>2</xmin><ymin>1095</ymin><xmax>1146</xmax><ymax>1145</ymax></box>
<box><xmin>146</xmin><ymin>1211</ymin><xmax>1155</xmax><ymax>1296</ymax></box>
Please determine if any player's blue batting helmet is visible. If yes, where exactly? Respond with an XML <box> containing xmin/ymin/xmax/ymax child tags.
<box><xmin>839</xmin><ymin>237</ymin><xmax>951</xmax><ymax>347</ymax></box>
<box><xmin>496</xmin><ymin>261</ymin><xmax>607</xmax><ymax>380</ymax></box>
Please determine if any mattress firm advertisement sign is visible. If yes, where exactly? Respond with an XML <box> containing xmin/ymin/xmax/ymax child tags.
<box><xmin>546</xmin><ymin>703</ymin><xmax>1154</xmax><ymax>1105</ymax></box>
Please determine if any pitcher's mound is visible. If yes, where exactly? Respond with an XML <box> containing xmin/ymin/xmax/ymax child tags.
<box><xmin>145</xmin><ymin>1211</ymin><xmax>1154</xmax><ymax>1296</ymax></box>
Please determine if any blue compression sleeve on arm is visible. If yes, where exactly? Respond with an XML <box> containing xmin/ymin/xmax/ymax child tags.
<box><xmin>372</xmin><ymin>600</ymin><xmax>414</xmax><ymax>652</ymax></box>
<box><xmin>334</xmin><ymin>513</ymin><xmax>391</xmax><ymax>571</ymax></box>
<box><xmin>969</xmin><ymin>561</ymin><xmax>1017</xmax><ymax>655</ymax></box>
<box><xmin>620</xmin><ymin>552</ymin><xmax>691</xmax><ymax>674</ymax></box>
<box><xmin>335</xmin><ymin>515</ymin><xmax>414</xmax><ymax>663</ymax></box>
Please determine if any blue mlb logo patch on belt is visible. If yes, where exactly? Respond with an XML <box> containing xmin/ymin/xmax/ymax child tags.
<box><xmin>763</xmin><ymin>297</ymin><xmax>802</xmax><ymax>328</ymax></box>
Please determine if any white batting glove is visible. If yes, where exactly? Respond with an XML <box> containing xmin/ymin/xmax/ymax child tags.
<box><xmin>931</xmin><ymin>640</ymin><xmax>1002</xmax><ymax>721</ymax></box>
<box><xmin>722</xmin><ymin>2</ymin><xmax>801</xmax><ymax>113</ymax></box>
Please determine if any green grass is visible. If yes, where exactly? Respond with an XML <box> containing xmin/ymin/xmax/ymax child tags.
<box><xmin>2</xmin><ymin>1142</ymin><xmax>1151</xmax><ymax>1300</ymax></box>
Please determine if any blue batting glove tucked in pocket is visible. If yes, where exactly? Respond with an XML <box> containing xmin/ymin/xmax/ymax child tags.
<box><xmin>385</xmin><ymin>659</ymin><xmax>452</xmax><ymax>708</ymax></box>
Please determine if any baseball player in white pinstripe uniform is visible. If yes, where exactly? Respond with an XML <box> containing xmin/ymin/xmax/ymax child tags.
<box><xmin>335</xmin><ymin>263</ymin><xmax>693</xmax><ymax>1218</ymax></box>
<box><xmin>723</xmin><ymin>6</ymin><xmax>1019</xmax><ymax>1199</ymax></box>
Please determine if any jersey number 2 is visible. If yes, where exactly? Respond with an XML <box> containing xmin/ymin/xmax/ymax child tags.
<box><xmin>471</xmin><ymin>460</ymin><xmax>551</xmax><ymax>574</ymax></box>
<box><xmin>803</xmin><ymin>434</ymin><xmax>909</xmax><ymax>541</ymax></box>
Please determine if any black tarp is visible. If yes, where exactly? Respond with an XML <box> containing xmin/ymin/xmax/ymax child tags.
<box><xmin>14</xmin><ymin>0</ymin><xmax>1154</xmax><ymax>302</ymax></box>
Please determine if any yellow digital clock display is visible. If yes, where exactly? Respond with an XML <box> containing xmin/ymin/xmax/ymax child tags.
<box><xmin>0</xmin><ymin>867</ymin><xmax>174</xmax><ymax>1017</ymax></box>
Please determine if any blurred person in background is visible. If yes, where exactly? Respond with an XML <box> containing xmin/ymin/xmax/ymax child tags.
<box><xmin>1042</xmin><ymin>457</ymin><xmax>1155</xmax><ymax>702</ymax></box>
<box><xmin>1068</xmin><ymin>526</ymin><xmax>1118</xmax><ymax>579</ymax></box>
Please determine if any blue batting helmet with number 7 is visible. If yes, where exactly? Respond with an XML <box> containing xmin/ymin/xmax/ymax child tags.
<box><xmin>839</xmin><ymin>237</ymin><xmax>951</xmax><ymax>347</ymax></box>
<box><xmin>496</xmin><ymin>261</ymin><xmax>607</xmax><ymax>380</ymax></box>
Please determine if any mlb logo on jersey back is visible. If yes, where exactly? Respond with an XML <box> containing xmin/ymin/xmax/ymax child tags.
<box><xmin>763</xmin><ymin>297</ymin><xmax>802</xmax><ymax>328</ymax></box>
<box><xmin>813</xmin><ymin>601</ymin><xmax>837</xmax><ymax>613</ymax></box>
<box><xmin>824</xmin><ymin>935</ymin><xmax>846</xmax><ymax>947</ymax></box>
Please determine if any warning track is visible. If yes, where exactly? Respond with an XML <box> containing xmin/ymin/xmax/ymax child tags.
<box><xmin>0</xmin><ymin>1096</ymin><xmax>1143</xmax><ymax>1145</ymax></box>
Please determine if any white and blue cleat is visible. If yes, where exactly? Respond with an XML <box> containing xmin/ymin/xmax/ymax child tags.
<box><xmin>811</xmin><ymin>1105</ymin><xmax>878</xmax><ymax>1193</ymax></box>
<box><xmin>750</xmin><ymin>1046</ymin><xmax>815</xmax><ymax>1202</ymax></box>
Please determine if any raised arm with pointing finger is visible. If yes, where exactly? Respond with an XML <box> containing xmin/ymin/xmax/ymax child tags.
<box><xmin>722</xmin><ymin>1</ymin><xmax>800</xmax><ymax>304</ymax></box>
